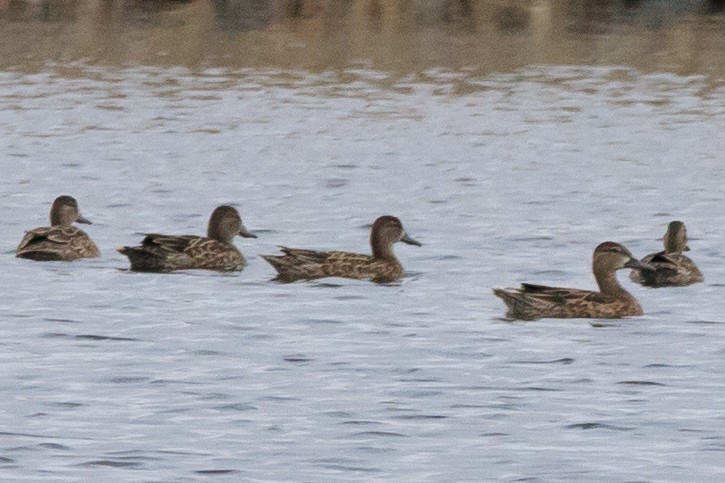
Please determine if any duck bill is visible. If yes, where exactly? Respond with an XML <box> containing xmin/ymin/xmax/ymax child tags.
<box><xmin>625</xmin><ymin>257</ymin><xmax>652</xmax><ymax>272</ymax></box>
<box><xmin>401</xmin><ymin>232</ymin><xmax>422</xmax><ymax>247</ymax></box>
<box><xmin>683</xmin><ymin>244</ymin><xmax>690</xmax><ymax>252</ymax></box>
<box><xmin>238</xmin><ymin>226</ymin><xmax>257</xmax><ymax>239</ymax></box>
<box><xmin>76</xmin><ymin>214</ymin><xmax>92</xmax><ymax>225</ymax></box>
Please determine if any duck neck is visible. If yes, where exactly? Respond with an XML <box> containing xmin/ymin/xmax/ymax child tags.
<box><xmin>594</xmin><ymin>268</ymin><xmax>631</xmax><ymax>299</ymax></box>
<box><xmin>664</xmin><ymin>244</ymin><xmax>682</xmax><ymax>256</ymax></box>
<box><xmin>50</xmin><ymin>210</ymin><xmax>72</xmax><ymax>227</ymax></box>
<box><xmin>207</xmin><ymin>226</ymin><xmax>232</xmax><ymax>244</ymax></box>
<box><xmin>664</xmin><ymin>229</ymin><xmax>684</xmax><ymax>255</ymax></box>
<box><xmin>371</xmin><ymin>237</ymin><xmax>396</xmax><ymax>261</ymax></box>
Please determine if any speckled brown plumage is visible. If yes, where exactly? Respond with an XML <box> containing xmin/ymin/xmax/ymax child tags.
<box><xmin>493</xmin><ymin>242</ymin><xmax>649</xmax><ymax>320</ymax></box>
<box><xmin>118</xmin><ymin>205</ymin><xmax>256</xmax><ymax>272</ymax></box>
<box><xmin>262</xmin><ymin>215</ymin><xmax>421</xmax><ymax>283</ymax></box>
<box><xmin>630</xmin><ymin>221</ymin><xmax>703</xmax><ymax>287</ymax></box>
<box><xmin>16</xmin><ymin>195</ymin><xmax>100</xmax><ymax>261</ymax></box>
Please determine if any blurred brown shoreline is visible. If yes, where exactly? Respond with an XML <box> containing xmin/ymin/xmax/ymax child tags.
<box><xmin>0</xmin><ymin>0</ymin><xmax>723</xmax><ymax>77</ymax></box>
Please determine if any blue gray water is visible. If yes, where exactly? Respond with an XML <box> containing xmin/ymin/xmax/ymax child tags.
<box><xmin>1</xmin><ymin>64</ymin><xmax>723</xmax><ymax>482</ymax></box>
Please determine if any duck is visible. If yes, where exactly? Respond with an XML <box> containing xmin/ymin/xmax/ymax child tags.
<box><xmin>262</xmin><ymin>215</ymin><xmax>421</xmax><ymax>283</ymax></box>
<box><xmin>629</xmin><ymin>221</ymin><xmax>703</xmax><ymax>287</ymax></box>
<box><xmin>16</xmin><ymin>195</ymin><xmax>100</xmax><ymax>261</ymax></box>
<box><xmin>118</xmin><ymin>205</ymin><xmax>256</xmax><ymax>272</ymax></box>
<box><xmin>493</xmin><ymin>241</ymin><xmax>649</xmax><ymax>320</ymax></box>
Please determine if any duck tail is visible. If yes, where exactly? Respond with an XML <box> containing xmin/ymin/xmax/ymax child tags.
<box><xmin>492</xmin><ymin>287</ymin><xmax>539</xmax><ymax>320</ymax></box>
<box><xmin>117</xmin><ymin>246</ymin><xmax>167</xmax><ymax>272</ymax></box>
<box><xmin>260</xmin><ymin>254</ymin><xmax>286</xmax><ymax>273</ymax></box>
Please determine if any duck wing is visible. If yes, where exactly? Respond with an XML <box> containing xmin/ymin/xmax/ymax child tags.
<box><xmin>17</xmin><ymin>226</ymin><xmax>79</xmax><ymax>250</ymax></box>
<box><xmin>261</xmin><ymin>247</ymin><xmax>334</xmax><ymax>281</ymax></box>
<box><xmin>277</xmin><ymin>246</ymin><xmax>332</xmax><ymax>265</ymax></box>
<box><xmin>17</xmin><ymin>226</ymin><xmax>97</xmax><ymax>261</ymax></box>
<box><xmin>17</xmin><ymin>227</ymin><xmax>50</xmax><ymax>252</ymax></box>
<box><xmin>645</xmin><ymin>251</ymin><xmax>680</xmax><ymax>271</ymax></box>
<box><xmin>494</xmin><ymin>283</ymin><xmax>599</xmax><ymax>320</ymax></box>
<box><xmin>635</xmin><ymin>251</ymin><xmax>703</xmax><ymax>286</ymax></box>
<box><xmin>118</xmin><ymin>234</ymin><xmax>201</xmax><ymax>271</ymax></box>
<box><xmin>519</xmin><ymin>283</ymin><xmax>598</xmax><ymax>304</ymax></box>
<box><xmin>17</xmin><ymin>226</ymin><xmax>82</xmax><ymax>251</ymax></box>
<box><xmin>140</xmin><ymin>234</ymin><xmax>202</xmax><ymax>254</ymax></box>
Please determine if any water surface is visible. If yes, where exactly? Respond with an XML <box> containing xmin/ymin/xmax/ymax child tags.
<box><xmin>1</xmin><ymin>1</ymin><xmax>724</xmax><ymax>482</ymax></box>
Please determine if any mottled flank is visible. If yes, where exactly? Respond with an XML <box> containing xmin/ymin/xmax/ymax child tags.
<box><xmin>630</xmin><ymin>221</ymin><xmax>703</xmax><ymax>287</ymax></box>
<box><xmin>493</xmin><ymin>242</ymin><xmax>649</xmax><ymax>320</ymax></box>
<box><xmin>16</xmin><ymin>195</ymin><xmax>100</xmax><ymax>261</ymax></box>
<box><xmin>118</xmin><ymin>206</ymin><xmax>256</xmax><ymax>272</ymax></box>
<box><xmin>262</xmin><ymin>215</ymin><xmax>421</xmax><ymax>283</ymax></box>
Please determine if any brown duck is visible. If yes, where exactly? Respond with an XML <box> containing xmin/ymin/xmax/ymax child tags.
<box><xmin>16</xmin><ymin>195</ymin><xmax>100</xmax><ymax>261</ymax></box>
<box><xmin>118</xmin><ymin>206</ymin><xmax>256</xmax><ymax>272</ymax></box>
<box><xmin>629</xmin><ymin>221</ymin><xmax>703</xmax><ymax>287</ymax></box>
<box><xmin>262</xmin><ymin>215</ymin><xmax>421</xmax><ymax>283</ymax></box>
<box><xmin>493</xmin><ymin>241</ymin><xmax>650</xmax><ymax>320</ymax></box>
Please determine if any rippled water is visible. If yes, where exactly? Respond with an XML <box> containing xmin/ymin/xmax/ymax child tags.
<box><xmin>2</xmin><ymin>1</ymin><xmax>725</xmax><ymax>481</ymax></box>
<box><xmin>1</xmin><ymin>64</ymin><xmax>723</xmax><ymax>482</ymax></box>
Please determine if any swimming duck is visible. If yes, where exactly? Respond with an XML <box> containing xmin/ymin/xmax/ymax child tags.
<box><xmin>16</xmin><ymin>195</ymin><xmax>100</xmax><ymax>261</ymax></box>
<box><xmin>629</xmin><ymin>221</ymin><xmax>703</xmax><ymax>287</ymax></box>
<box><xmin>493</xmin><ymin>241</ymin><xmax>649</xmax><ymax>320</ymax></box>
<box><xmin>118</xmin><ymin>205</ymin><xmax>256</xmax><ymax>272</ymax></box>
<box><xmin>262</xmin><ymin>215</ymin><xmax>421</xmax><ymax>283</ymax></box>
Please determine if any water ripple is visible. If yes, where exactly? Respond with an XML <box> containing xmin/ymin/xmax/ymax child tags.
<box><xmin>195</xmin><ymin>469</ymin><xmax>240</xmax><ymax>475</ymax></box>
<box><xmin>78</xmin><ymin>460</ymin><xmax>144</xmax><ymax>468</ymax></box>
<box><xmin>1</xmin><ymin>62</ymin><xmax>723</xmax><ymax>483</ymax></box>
<box><xmin>510</xmin><ymin>358</ymin><xmax>575</xmax><ymax>365</ymax></box>
<box><xmin>565</xmin><ymin>423</ymin><xmax>634</xmax><ymax>431</ymax></box>
<box><xmin>351</xmin><ymin>431</ymin><xmax>409</xmax><ymax>438</ymax></box>
<box><xmin>617</xmin><ymin>381</ymin><xmax>667</xmax><ymax>387</ymax></box>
